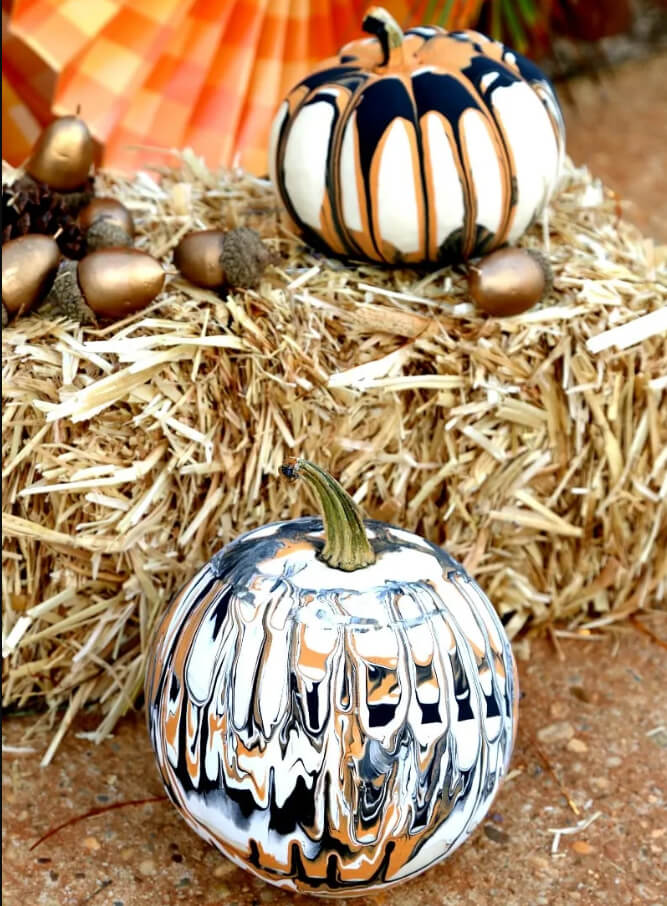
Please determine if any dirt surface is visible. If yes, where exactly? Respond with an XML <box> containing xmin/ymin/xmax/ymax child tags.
<box><xmin>3</xmin><ymin>631</ymin><xmax>666</xmax><ymax>906</ymax></box>
<box><xmin>558</xmin><ymin>52</ymin><xmax>667</xmax><ymax>242</ymax></box>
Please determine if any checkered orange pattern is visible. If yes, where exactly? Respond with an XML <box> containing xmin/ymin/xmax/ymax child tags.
<box><xmin>2</xmin><ymin>1</ymin><xmax>480</xmax><ymax>175</ymax></box>
<box><xmin>2</xmin><ymin>70</ymin><xmax>41</xmax><ymax>164</ymax></box>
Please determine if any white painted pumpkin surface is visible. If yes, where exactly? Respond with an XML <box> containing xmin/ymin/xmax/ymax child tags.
<box><xmin>146</xmin><ymin>517</ymin><xmax>518</xmax><ymax>896</ymax></box>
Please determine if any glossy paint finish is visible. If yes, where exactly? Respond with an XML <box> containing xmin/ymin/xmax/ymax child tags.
<box><xmin>145</xmin><ymin>517</ymin><xmax>518</xmax><ymax>896</ymax></box>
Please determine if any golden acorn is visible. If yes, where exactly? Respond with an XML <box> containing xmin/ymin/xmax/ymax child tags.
<box><xmin>78</xmin><ymin>249</ymin><xmax>165</xmax><ymax>319</ymax></box>
<box><xmin>2</xmin><ymin>235</ymin><xmax>60</xmax><ymax>315</ymax></box>
<box><xmin>79</xmin><ymin>197</ymin><xmax>135</xmax><ymax>236</ymax></box>
<box><xmin>174</xmin><ymin>227</ymin><xmax>273</xmax><ymax>291</ymax></box>
<box><xmin>25</xmin><ymin>115</ymin><xmax>94</xmax><ymax>191</ymax></box>
<box><xmin>174</xmin><ymin>230</ymin><xmax>226</xmax><ymax>289</ymax></box>
<box><xmin>468</xmin><ymin>248</ymin><xmax>552</xmax><ymax>317</ymax></box>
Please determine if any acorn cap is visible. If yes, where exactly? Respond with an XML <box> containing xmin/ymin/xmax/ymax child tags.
<box><xmin>85</xmin><ymin>219</ymin><xmax>133</xmax><ymax>253</ymax></box>
<box><xmin>35</xmin><ymin>259</ymin><xmax>97</xmax><ymax>326</ymax></box>
<box><xmin>79</xmin><ymin>197</ymin><xmax>135</xmax><ymax>236</ymax></box>
<box><xmin>174</xmin><ymin>230</ymin><xmax>226</xmax><ymax>289</ymax></box>
<box><xmin>468</xmin><ymin>247</ymin><xmax>552</xmax><ymax>317</ymax></box>
<box><xmin>25</xmin><ymin>115</ymin><xmax>94</xmax><ymax>191</ymax></box>
<box><xmin>78</xmin><ymin>248</ymin><xmax>165</xmax><ymax>319</ymax></box>
<box><xmin>2</xmin><ymin>234</ymin><xmax>60</xmax><ymax>315</ymax></box>
<box><xmin>221</xmin><ymin>227</ymin><xmax>272</xmax><ymax>289</ymax></box>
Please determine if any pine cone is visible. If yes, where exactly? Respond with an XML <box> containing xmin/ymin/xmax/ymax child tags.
<box><xmin>2</xmin><ymin>175</ymin><xmax>90</xmax><ymax>259</ymax></box>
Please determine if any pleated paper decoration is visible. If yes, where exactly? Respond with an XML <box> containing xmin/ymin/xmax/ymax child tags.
<box><xmin>2</xmin><ymin>71</ymin><xmax>41</xmax><ymax>165</ymax></box>
<box><xmin>2</xmin><ymin>1</ymin><xmax>488</xmax><ymax>175</ymax></box>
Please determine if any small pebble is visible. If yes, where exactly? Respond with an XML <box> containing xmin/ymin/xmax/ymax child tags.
<box><xmin>567</xmin><ymin>738</ymin><xmax>589</xmax><ymax>753</ymax></box>
<box><xmin>138</xmin><ymin>858</ymin><xmax>156</xmax><ymax>876</ymax></box>
<box><xmin>606</xmin><ymin>755</ymin><xmax>622</xmax><ymax>767</ymax></box>
<box><xmin>590</xmin><ymin>776</ymin><xmax>611</xmax><ymax>793</ymax></box>
<box><xmin>569</xmin><ymin>685</ymin><xmax>591</xmax><ymax>703</ymax></box>
<box><xmin>537</xmin><ymin>721</ymin><xmax>575</xmax><ymax>743</ymax></box>
<box><xmin>572</xmin><ymin>840</ymin><xmax>594</xmax><ymax>855</ymax></box>
<box><xmin>649</xmin><ymin>728</ymin><xmax>667</xmax><ymax>748</ymax></box>
<box><xmin>483</xmin><ymin>824</ymin><xmax>510</xmax><ymax>845</ymax></box>
<box><xmin>550</xmin><ymin>701</ymin><xmax>568</xmax><ymax>719</ymax></box>
<box><xmin>82</xmin><ymin>836</ymin><xmax>100</xmax><ymax>851</ymax></box>
<box><xmin>213</xmin><ymin>863</ymin><xmax>234</xmax><ymax>878</ymax></box>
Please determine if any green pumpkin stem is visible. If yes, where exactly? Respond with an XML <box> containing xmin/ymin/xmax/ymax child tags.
<box><xmin>281</xmin><ymin>459</ymin><xmax>376</xmax><ymax>571</ymax></box>
<box><xmin>362</xmin><ymin>7</ymin><xmax>404</xmax><ymax>66</ymax></box>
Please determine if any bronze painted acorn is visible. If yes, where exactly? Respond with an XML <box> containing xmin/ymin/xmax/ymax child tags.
<box><xmin>145</xmin><ymin>460</ymin><xmax>518</xmax><ymax>897</ymax></box>
<box><xmin>25</xmin><ymin>115</ymin><xmax>94</xmax><ymax>191</ymax></box>
<box><xmin>174</xmin><ymin>227</ymin><xmax>273</xmax><ymax>290</ymax></box>
<box><xmin>2</xmin><ymin>234</ymin><xmax>60</xmax><ymax>316</ymax></box>
<box><xmin>468</xmin><ymin>246</ymin><xmax>552</xmax><ymax>316</ymax></box>
<box><xmin>78</xmin><ymin>249</ymin><xmax>165</xmax><ymax>318</ymax></box>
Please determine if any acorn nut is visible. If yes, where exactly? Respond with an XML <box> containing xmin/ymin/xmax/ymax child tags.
<box><xmin>468</xmin><ymin>247</ymin><xmax>552</xmax><ymax>317</ymax></box>
<box><xmin>25</xmin><ymin>115</ymin><xmax>95</xmax><ymax>192</ymax></box>
<box><xmin>78</xmin><ymin>249</ymin><xmax>165</xmax><ymax>318</ymax></box>
<box><xmin>2</xmin><ymin>234</ymin><xmax>60</xmax><ymax>315</ymax></box>
<box><xmin>79</xmin><ymin>198</ymin><xmax>135</xmax><ymax>236</ymax></box>
<box><xmin>174</xmin><ymin>230</ymin><xmax>226</xmax><ymax>289</ymax></box>
<box><xmin>173</xmin><ymin>227</ymin><xmax>272</xmax><ymax>290</ymax></box>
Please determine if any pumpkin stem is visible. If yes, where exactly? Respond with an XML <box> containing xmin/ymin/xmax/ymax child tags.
<box><xmin>281</xmin><ymin>459</ymin><xmax>376</xmax><ymax>571</ymax></box>
<box><xmin>362</xmin><ymin>7</ymin><xmax>404</xmax><ymax>67</ymax></box>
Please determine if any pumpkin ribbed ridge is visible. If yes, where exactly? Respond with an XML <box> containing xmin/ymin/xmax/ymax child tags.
<box><xmin>145</xmin><ymin>518</ymin><xmax>518</xmax><ymax>896</ymax></box>
<box><xmin>270</xmin><ymin>27</ymin><xmax>564</xmax><ymax>264</ymax></box>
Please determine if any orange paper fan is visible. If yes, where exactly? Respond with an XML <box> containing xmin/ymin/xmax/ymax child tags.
<box><xmin>3</xmin><ymin>1</ymin><xmax>483</xmax><ymax>175</ymax></box>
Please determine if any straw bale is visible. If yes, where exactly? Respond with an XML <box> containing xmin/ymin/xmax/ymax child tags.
<box><xmin>2</xmin><ymin>151</ymin><xmax>666</xmax><ymax>759</ymax></box>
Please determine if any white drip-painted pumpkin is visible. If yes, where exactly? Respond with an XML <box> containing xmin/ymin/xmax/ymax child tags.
<box><xmin>269</xmin><ymin>7</ymin><xmax>564</xmax><ymax>265</ymax></box>
<box><xmin>146</xmin><ymin>460</ymin><xmax>518</xmax><ymax>896</ymax></box>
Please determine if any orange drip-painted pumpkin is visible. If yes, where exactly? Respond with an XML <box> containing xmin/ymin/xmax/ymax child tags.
<box><xmin>269</xmin><ymin>7</ymin><xmax>565</xmax><ymax>265</ymax></box>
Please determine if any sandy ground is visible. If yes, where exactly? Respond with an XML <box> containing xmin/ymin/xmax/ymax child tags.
<box><xmin>3</xmin><ymin>631</ymin><xmax>666</xmax><ymax>906</ymax></box>
<box><xmin>559</xmin><ymin>52</ymin><xmax>667</xmax><ymax>242</ymax></box>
